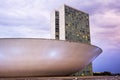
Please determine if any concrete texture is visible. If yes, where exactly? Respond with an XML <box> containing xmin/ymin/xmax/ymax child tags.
<box><xmin>0</xmin><ymin>38</ymin><xmax>102</xmax><ymax>77</ymax></box>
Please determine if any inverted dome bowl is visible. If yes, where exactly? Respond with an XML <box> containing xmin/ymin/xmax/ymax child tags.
<box><xmin>0</xmin><ymin>38</ymin><xmax>102</xmax><ymax>77</ymax></box>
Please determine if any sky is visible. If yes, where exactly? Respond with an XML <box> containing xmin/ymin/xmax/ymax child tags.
<box><xmin>0</xmin><ymin>0</ymin><xmax>120</xmax><ymax>73</ymax></box>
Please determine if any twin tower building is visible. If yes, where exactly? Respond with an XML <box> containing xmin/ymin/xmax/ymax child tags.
<box><xmin>51</xmin><ymin>5</ymin><xmax>92</xmax><ymax>76</ymax></box>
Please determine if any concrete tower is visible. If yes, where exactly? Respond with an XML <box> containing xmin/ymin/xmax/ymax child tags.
<box><xmin>51</xmin><ymin>5</ymin><xmax>92</xmax><ymax>76</ymax></box>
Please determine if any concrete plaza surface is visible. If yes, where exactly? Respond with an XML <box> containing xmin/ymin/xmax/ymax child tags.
<box><xmin>0</xmin><ymin>76</ymin><xmax>120</xmax><ymax>80</ymax></box>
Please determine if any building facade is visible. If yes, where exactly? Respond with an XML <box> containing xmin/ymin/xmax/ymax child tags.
<box><xmin>51</xmin><ymin>5</ymin><xmax>92</xmax><ymax>76</ymax></box>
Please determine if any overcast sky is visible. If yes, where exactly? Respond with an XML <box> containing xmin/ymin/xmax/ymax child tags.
<box><xmin>0</xmin><ymin>0</ymin><xmax>120</xmax><ymax>73</ymax></box>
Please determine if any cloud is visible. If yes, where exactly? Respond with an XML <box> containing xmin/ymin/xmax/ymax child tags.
<box><xmin>107</xmin><ymin>0</ymin><xmax>120</xmax><ymax>12</ymax></box>
<box><xmin>0</xmin><ymin>25</ymin><xmax>50</xmax><ymax>38</ymax></box>
<box><xmin>89</xmin><ymin>0</ymin><xmax>120</xmax><ymax>73</ymax></box>
<box><xmin>0</xmin><ymin>0</ymin><xmax>68</xmax><ymax>38</ymax></box>
<box><xmin>0</xmin><ymin>0</ymin><xmax>51</xmax><ymax>38</ymax></box>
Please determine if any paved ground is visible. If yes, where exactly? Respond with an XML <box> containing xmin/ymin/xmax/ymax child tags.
<box><xmin>0</xmin><ymin>76</ymin><xmax>120</xmax><ymax>80</ymax></box>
